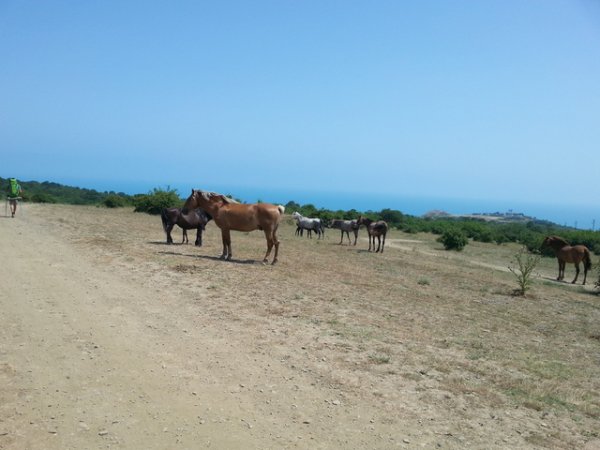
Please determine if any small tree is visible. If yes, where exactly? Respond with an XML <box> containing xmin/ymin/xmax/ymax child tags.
<box><xmin>508</xmin><ymin>246</ymin><xmax>540</xmax><ymax>296</ymax></box>
<box><xmin>133</xmin><ymin>187</ymin><xmax>181</xmax><ymax>215</ymax></box>
<box><xmin>438</xmin><ymin>229</ymin><xmax>468</xmax><ymax>251</ymax></box>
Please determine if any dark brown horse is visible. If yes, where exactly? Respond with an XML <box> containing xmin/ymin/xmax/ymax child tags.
<box><xmin>161</xmin><ymin>207</ymin><xmax>212</xmax><ymax>246</ymax></box>
<box><xmin>356</xmin><ymin>216</ymin><xmax>388</xmax><ymax>253</ymax></box>
<box><xmin>183</xmin><ymin>189</ymin><xmax>285</xmax><ymax>264</ymax></box>
<box><xmin>542</xmin><ymin>235</ymin><xmax>592</xmax><ymax>285</ymax></box>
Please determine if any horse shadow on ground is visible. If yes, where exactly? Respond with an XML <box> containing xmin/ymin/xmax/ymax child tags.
<box><xmin>157</xmin><ymin>250</ymin><xmax>258</xmax><ymax>265</ymax></box>
<box><xmin>148</xmin><ymin>241</ymin><xmax>192</xmax><ymax>246</ymax></box>
<box><xmin>540</xmin><ymin>275</ymin><xmax>582</xmax><ymax>285</ymax></box>
<box><xmin>540</xmin><ymin>276</ymin><xmax>599</xmax><ymax>293</ymax></box>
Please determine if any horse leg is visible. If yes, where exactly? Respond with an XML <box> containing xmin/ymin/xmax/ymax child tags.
<box><xmin>166</xmin><ymin>224</ymin><xmax>174</xmax><ymax>244</ymax></box>
<box><xmin>583</xmin><ymin>263</ymin><xmax>588</xmax><ymax>285</ymax></box>
<box><xmin>220</xmin><ymin>229</ymin><xmax>231</xmax><ymax>260</ymax></box>
<box><xmin>182</xmin><ymin>229</ymin><xmax>188</xmax><ymax>244</ymax></box>
<box><xmin>381</xmin><ymin>233</ymin><xmax>386</xmax><ymax>253</ymax></box>
<box><xmin>556</xmin><ymin>260</ymin><xmax>562</xmax><ymax>281</ymax></box>
<box><xmin>263</xmin><ymin>230</ymin><xmax>273</xmax><ymax>264</ymax></box>
<box><xmin>226</xmin><ymin>230</ymin><xmax>233</xmax><ymax>260</ymax></box>
<box><xmin>353</xmin><ymin>231</ymin><xmax>358</xmax><ymax>246</ymax></box>
<box><xmin>263</xmin><ymin>228</ymin><xmax>278</xmax><ymax>264</ymax></box>
<box><xmin>195</xmin><ymin>227</ymin><xmax>202</xmax><ymax>246</ymax></box>
<box><xmin>571</xmin><ymin>262</ymin><xmax>580</xmax><ymax>284</ymax></box>
<box><xmin>376</xmin><ymin>235</ymin><xmax>381</xmax><ymax>252</ymax></box>
<box><xmin>272</xmin><ymin>229</ymin><xmax>280</xmax><ymax>265</ymax></box>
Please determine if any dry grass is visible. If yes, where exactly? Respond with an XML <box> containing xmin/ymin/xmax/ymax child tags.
<box><xmin>25</xmin><ymin>203</ymin><xmax>600</xmax><ymax>447</ymax></box>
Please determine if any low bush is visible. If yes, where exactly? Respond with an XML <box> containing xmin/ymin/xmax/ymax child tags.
<box><xmin>438</xmin><ymin>229</ymin><xmax>468</xmax><ymax>251</ymax></box>
<box><xmin>102</xmin><ymin>194</ymin><xmax>129</xmax><ymax>208</ymax></box>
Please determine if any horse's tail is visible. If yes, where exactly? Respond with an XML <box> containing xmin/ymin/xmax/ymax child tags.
<box><xmin>584</xmin><ymin>249</ymin><xmax>592</xmax><ymax>271</ymax></box>
<box><xmin>277</xmin><ymin>205</ymin><xmax>285</xmax><ymax>215</ymax></box>
<box><xmin>160</xmin><ymin>208</ymin><xmax>170</xmax><ymax>234</ymax></box>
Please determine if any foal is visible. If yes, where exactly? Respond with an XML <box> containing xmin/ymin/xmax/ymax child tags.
<box><xmin>356</xmin><ymin>216</ymin><xmax>388</xmax><ymax>253</ymax></box>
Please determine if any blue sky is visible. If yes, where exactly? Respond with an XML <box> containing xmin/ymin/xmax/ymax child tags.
<box><xmin>1</xmin><ymin>1</ymin><xmax>599</xmax><ymax>222</ymax></box>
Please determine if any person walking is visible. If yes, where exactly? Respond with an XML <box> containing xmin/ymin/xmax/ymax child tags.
<box><xmin>7</xmin><ymin>178</ymin><xmax>23</xmax><ymax>218</ymax></box>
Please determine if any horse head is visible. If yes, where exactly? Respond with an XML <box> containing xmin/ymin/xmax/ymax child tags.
<box><xmin>542</xmin><ymin>235</ymin><xmax>569</xmax><ymax>251</ymax></box>
<box><xmin>183</xmin><ymin>189</ymin><xmax>199</xmax><ymax>210</ymax></box>
<box><xmin>356</xmin><ymin>216</ymin><xmax>370</xmax><ymax>227</ymax></box>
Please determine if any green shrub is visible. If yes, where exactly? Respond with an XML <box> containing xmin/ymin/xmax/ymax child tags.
<box><xmin>133</xmin><ymin>188</ymin><xmax>181</xmax><ymax>215</ymax></box>
<box><xmin>102</xmin><ymin>194</ymin><xmax>129</xmax><ymax>208</ymax></box>
<box><xmin>438</xmin><ymin>229</ymin><xmax>468</xmax><ymax>251</ymax></box>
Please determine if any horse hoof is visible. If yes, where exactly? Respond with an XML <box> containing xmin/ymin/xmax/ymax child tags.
<box><xmin>271</xmin><ymin>259</ymin><xmax>278</xmax><ymax>265</ymax></box>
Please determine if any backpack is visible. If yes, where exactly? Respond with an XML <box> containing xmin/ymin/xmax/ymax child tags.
<box><xmin>9</xmin><ymin>178</ymin><xmax>20</xmax><ymax>197</ymax></box>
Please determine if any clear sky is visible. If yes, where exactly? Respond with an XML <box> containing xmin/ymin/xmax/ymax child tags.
<box><xmin>1</xmin><ymin>1</ymin><xmax>599</xmax><ymax>220</ymax></box>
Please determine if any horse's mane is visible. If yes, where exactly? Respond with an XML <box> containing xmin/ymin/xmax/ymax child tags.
<box><xmin>198</xmin><ymin>190</ymin><xmax>240</xmax><ymax>204</ymax></box>
<box><xmin>548</xmin><ymin>235</ymin><xmax>570</xmax><ymax>246</ymax></box>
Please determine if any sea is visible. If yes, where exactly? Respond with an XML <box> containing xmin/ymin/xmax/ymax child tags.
<box><xmin>60</xmin><ymin>178</ymin><xmax>600</xmax><ymax>231</ymax></box>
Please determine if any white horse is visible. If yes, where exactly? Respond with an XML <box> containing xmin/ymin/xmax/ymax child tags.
<box><xmin>292</xmin><ymin>212</ymin><xmax>324</xmax><ymax>239</ymax></box>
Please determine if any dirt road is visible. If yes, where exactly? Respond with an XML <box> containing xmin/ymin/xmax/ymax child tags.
<box><xmin>0</xmin><ymin>207</ymin><xmax>409</xmax><ymax>449</ymax></box>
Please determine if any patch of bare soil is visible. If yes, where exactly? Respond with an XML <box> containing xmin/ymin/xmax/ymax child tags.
<box><xmin>1</xmin><ymin>204</ymin><xmax>599</xmax><ymax>449</ymax></box>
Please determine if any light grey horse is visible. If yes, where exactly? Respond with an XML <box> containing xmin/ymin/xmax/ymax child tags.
<box><xmin>292</xmin><ymin>212</ymin><xmax>325</xmax><ymax>239</ymax></box>
<box><xmin>329</xmin><ymin>219</ymin><xmax>359</xmax><ymax>245</ymax></box>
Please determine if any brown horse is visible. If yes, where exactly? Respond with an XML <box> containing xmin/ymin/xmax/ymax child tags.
<box><xmin>356</xmin><ymin>216</ymin><xmax>388</xmax><ymax>253</ymax></box>
<box><xmin>183</xmin><ymin>189</ymin><xmax>285</xmax><ymax>264</ymax></box>
<box><xmin>542</xmin><ymin>235</ymin><xmax>592</xmax><ymax>285</ymax></box>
